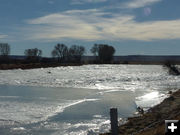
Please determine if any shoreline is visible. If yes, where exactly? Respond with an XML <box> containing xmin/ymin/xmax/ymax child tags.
<box><xmin>0</xmin><ymin>63</ymin><xmax>83</xmax><ymax>70</ymax></box>
<box><xmin>0</xmin><ymin>62</ymin><xmax>172</xmax><ymax>70</ymax></box>
<box><xmin>100</xmin><ymin>89</ymin><xmax>180</xmax><ymax>135</ymax></box>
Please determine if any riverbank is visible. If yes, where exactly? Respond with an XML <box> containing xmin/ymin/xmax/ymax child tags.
<box><xmin>0</xmin><ymin>62</ymin><xmax>172</xmax><ymax>70</ymax></box>
<box><xmin>0</xmin><ymin>63</ymin><xmax>83</xmax><ymax>70</ymax></box>
<box><xmin>0</xmin><ymin>63</ymin><xmax>162</xmax><ymax>70</ymax></box>
<box><xmin>101</xmin><ymin>89</ymin><xmax>180</xmax><ymax>135</ymax></box>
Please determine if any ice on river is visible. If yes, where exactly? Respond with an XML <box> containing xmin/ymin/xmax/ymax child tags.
<box><xmin>0</xmin><ymin>65</ymin><xmax>180</xmax><ymax>135</ymax></box>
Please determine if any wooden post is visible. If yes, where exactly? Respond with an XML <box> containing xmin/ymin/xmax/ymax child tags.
<box><xmin>110</xmin><ymin>108</ymin><xmax>118</xmax><ymax>135</ymax></box>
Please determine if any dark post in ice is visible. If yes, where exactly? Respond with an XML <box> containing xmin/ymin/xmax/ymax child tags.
<box><xmin>110</xmin><ymin>108</ymin><xmax>118</xmax><ymax>135</ymax></box>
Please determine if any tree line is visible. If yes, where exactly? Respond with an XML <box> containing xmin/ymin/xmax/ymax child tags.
<box><xmin>0</xmin><ymin>43</ymin><xmax>115</xmax><ymax>64</ymax></box>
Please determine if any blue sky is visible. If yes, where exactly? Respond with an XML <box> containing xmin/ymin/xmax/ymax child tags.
<box><xmin>0</xmin><ymin>0</ymin><xmax>180</xmax><ymax>56</ymax></box>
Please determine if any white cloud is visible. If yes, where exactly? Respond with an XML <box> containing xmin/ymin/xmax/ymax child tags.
<box><xmin>0</xmin><ymin>34</ymin><xmax>8</xmax><ymax>39</ymax></box>
<box><xmin>122</xmin><ymin>0</ymin><xmax>162</xmax><ymax>9</ymax></box>
<box><xmin>71</xmin><ymin>0</ymin><xmax>107</xmax><ymax>5</ymax></box>
<box><xmin>26</xmin><ymin>9</ymin><xmax>180</xmax><ymax>41</ymax></box>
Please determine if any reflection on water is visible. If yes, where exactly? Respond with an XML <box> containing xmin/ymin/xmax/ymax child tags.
<box><xmin>139</xmin><ymin>91</ymin><xmax>160</xmax><ymax>100</ymax></box>
<box><xmin>135</xmin><ymin>91</ymin><xmax>168</xmax><ymax>108</ymax></box>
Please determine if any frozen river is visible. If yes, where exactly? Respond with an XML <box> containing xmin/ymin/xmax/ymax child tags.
<box><xmin>0</xmin><ymin>65</ymin><xmax>180</xmax><ymax>135</ymax></box>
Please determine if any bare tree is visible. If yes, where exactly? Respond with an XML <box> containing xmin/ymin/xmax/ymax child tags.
<box><xmin>90</xmin><ymin>44</ymin><xmax>99</xmax><ymax>57</ymax></box>
<box><xmin>51</xmin><ymin>50</ymin><xmax>58</xmax><ymax>58</ymax></box>
<box><xmin>51</xmin><ymin>44</ymin><xmax>68</xmax><ymax>62</ymax></box>
<box><xmin>24</xmin><ymin>48</ymin><xmax>42</xmax><ymax>63</ymax></box>
<box><xmin>24</xmin><ymin>48</ymin><xmax>42</xmax><ymax>57</ymax></box>
<box><xmin>90</xmin><ymin>44</ymin><xmax>99</xmax><ymax>61</ymax></box>
<box><xmin>68</xmin><ymin>45</ymin><xmax>85</xmax><ymax>62</ymax></box>
<box><xmin>90</xmin><ymin>44</ymin><xmax>115</xmax><ymax>63</ymax></box>
<box><xmin>0</xmin><ymin>43</ymin><xmax>10</xmax><ymax>56</ymax></box>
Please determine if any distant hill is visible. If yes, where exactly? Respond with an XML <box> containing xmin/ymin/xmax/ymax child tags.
<box><xmin>113</xmin><ymin>55</ymin><xmax>180</xmax><ymax>64</ymax></box>
<box><xmin>82</xmin><ymin>55</ymin><xmax>180</xmax><ymax>64</ymax></box>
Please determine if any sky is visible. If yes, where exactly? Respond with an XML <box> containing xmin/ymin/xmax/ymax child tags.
<box><xmin>0</xmin><ymin>0</ymin><xmax>180</xmax><ymax>56</ymax></box>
